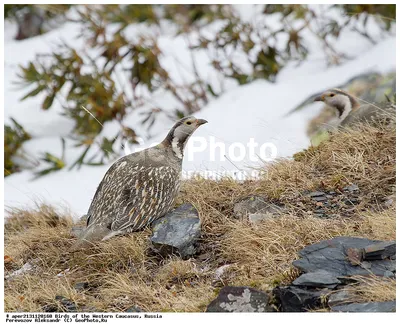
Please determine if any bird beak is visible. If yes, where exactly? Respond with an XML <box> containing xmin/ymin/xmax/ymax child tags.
<box><xmin>196</xmin><ymin>119</ymin><xmax>208</xmax><ymax>126</ymax></box>
<box><xmin>314</xmin><ymin>95</ymin><xmax>324</xmax><ymax>102</ymax></box>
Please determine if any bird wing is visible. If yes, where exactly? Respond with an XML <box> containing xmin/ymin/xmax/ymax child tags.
<box><xmin>86</xmin><ymin>158</ymin><xmax>138</xmax><ymax>228</ymax></box>
<box><xmin>111</xmin><ymin>166</ymin><xmax>167</xmax><ymax>232</ymax></box>
<box><xmin>87</xmin><ymin>156</ymin><xmax>179</xmax><ymax>233</ymax></box>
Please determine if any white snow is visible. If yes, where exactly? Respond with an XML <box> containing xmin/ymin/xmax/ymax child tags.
<box><xmin>4</xmin><ymin>6</ymin><xmax>396</xmax><ymax>217</ymax></box>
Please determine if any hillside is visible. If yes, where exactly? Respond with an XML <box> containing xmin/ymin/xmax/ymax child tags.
<box><xmin>5</xmin><ymin>119</ymin><xmax>395</xmax><ymax>312</ymax></box>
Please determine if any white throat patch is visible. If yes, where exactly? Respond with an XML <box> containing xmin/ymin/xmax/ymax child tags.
<box><xmin>172</xmin><ymin>137</ymin><xmax>183</xmax><ymax>159</ymax></box>
<box><xmin>326</xmin><ymin>95</ymin><xmax>353</xmax><ymax>130</ymax></box>
<box><xmin>337</xmin><ymin>95</ymin><xmax>353</xmax><ymax>120</ymax></box>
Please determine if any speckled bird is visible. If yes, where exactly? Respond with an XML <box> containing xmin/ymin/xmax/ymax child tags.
<box><xmin>72</xmin><ymin>116</ymin><xmax>207</xmax><ymax>249</ymax></box>
<box><xmin>314</xmin><ymin>88</ymin><xmax>395</xmax><ymax>129</ymax></box>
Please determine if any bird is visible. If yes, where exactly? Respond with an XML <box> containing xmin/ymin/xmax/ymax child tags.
<box><xmin>71</xmin><ymin>116</ymin><xmax>207</xmax><ymax>250</ymax></box>
<box><xmin>313</xmin><ymin>88</ymin><xmax>395</xmax><ymax>129</ymax></box>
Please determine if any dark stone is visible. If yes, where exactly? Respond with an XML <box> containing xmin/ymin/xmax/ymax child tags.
<box><xmin>331</xmin><ymin>301</ymin><xmax>396</xmax><ymax>312</ymax></box>
<box><xmin>360</xmin><ymin>261</ymin><xmax>372</xmax><ymax>270</ymax></box>
<box><xmin>272</xmin><ymin>286</ymin><xmax>325</xmax><ymax>312</ymax></box>
<box><xmin>150</xmin><ymin>203</ymin><xmax>201</xmax><ymax>258</ymax></box>
<box><xmin>364</xmin><ymin>241</ymin><xmax>396</xmax><ymax>260</ymax></box>
<box><xmin>345</xmin><ymin>199</ymin><xmax>359</xmax><ymax>206</ymax></box>
<box><xmin>206</xmin><ymin>286</ymin><xmax>273</xmax><ymax>312</ymax></box>
<box><xmin>54</xmin><ymin>296</ymin><xmax>78</xmax><ymax>312</ymax></box>
<box><xmin>74</xmin><ymin>282</ymin><xmax>89</xmax><ymax>291</ymax></box>
<box><xmin>292</xmin><ymin>237</ymin><xmax>396</xmax><ymax>278</ymax></box>
<box><xmin>327</xmin><ymin>290</ymin><xmax>352</xmax><ymax>307</ymax></box>
<box><xmin>312</xmin><ymin>196</ymin><xmax>327</xmax><ymax>202</ymax></box>
<box><xmin>292</xmin><ymin>270</ymin><xmax>341</xmax><ymax>288</ymax></box>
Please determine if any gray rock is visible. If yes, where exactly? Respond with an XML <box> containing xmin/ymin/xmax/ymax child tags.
<box><xmin>272</xmin><ymin>286</ymin><xmax>326</xmax><ymax>312</ymax></box>
<box><xmin>233</xmin><ymin>196</ymin><xmax>283</xmax><ymax>220</ymax></box>
<box><xmin>360</xmin><ymin>261</ymin><xmax>372</xmax><ymax>270</ymax></box>
<box><xmin>345</xmin><ymin>198</ymin><xmax>360</xmax><ymax>205</ymax></box>
<box><xmin>54</xmin><ymin>296</ymin><xmax>78</xmax><ymax>312</ymax></box>
<box><xmin>206</xmin><ymin>286</ymin><xmax>273</xmax><ymax>312</ymax></box>
<box><xmin>331</xmin><ymin>301</ymin><xmax>396</xmax><ymax>312</ymax></box>
<box><xmin>292</xmin><ymin>270</ymin><xmax>341</xmax><ymax>288</ymax></box>
<box><xmin>292</xmin><ymin>237</ymin><xmax>396</xmax><ymax>278</ymax></box>
<box><xmin>74</xmin><ymin>282</ymin><xmax>89</xmax><ymax>291</ymax></box>
<box><xmin>308</xmin><ymin>191</ymin><xmax>326</xmax><ymax>197</ymax></box>
<box><xmin>364</xmin><ymin>241</ymin><xmax>396</xmax><ymax>260</ymax></box>
<box><xmin>150</xmin><ymin>203</ymin><xmax>201</xmax><ymax>258</ymax></box>
<box><xmin>328</xmin><ymin>290</ymin><xmax>352</xmax><ymax>307</ymax></box>
<box><xmin>312</xmin><ymin>196</ymin><xmax>327</xmax><ymax>202</ymax></box>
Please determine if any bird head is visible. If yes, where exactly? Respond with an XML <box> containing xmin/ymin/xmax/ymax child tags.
<box><xmin>171</xmin><ymin>116</ymin><xmax>208</xmax><ymax>141</ymax></box>
<box><xmin>162</xmin><ymin>116</ymin><xmax>208</xmax><ymax>159</ymax></box>
<box><xmin>314</xmin><ymin>89</ymin><xmax>359</xmax><ymax>120</ymax></box>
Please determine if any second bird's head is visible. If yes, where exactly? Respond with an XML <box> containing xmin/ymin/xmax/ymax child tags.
<box><xmin>162</xmin><ymin>116</ymin><xmax>208</xmax><ymax>158</ymax></box>
<box><xmin>313</xmin><ymin>89</ymin><xmax>359</xmax><ymax>120</ymax></box>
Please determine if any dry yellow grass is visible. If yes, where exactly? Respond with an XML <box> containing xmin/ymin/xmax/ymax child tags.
<box><xmin>320</xmin><ymin>275</ymin><xmax>396</xmax><ymax>308</ymax></box>
<box><xmin>344</xmin><ymin>276</ymin><xmax>396</xmax><ymax>303</ymax></box>
<box><xmin>4</xmin><ymin>121</ymin><xmax>396</xmax><ymax>312</ymax></box>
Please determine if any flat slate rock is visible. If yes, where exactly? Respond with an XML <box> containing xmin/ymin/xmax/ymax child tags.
<box><xmin>150</xmin><ymin>203</ymin><xmax>201</xmax><ymax>258</ymax></box>
<box><xmin>206</xmin><ymin>286</ymin><xmax>273</xmax><ymax>312</ymax></box>
<box><xmin>364</xmin><ymin>241</ymin><xmax>396</xmax><ymax>260</ymax></box>
<box><xmin>292</xmin><ymin>270</ymin><xmax>341</xmax><ymax>288</ymax></box>
<box><xmin>272</xmin><ymin>286</ymin><xmax>326</xmax><ymax>312</ymax></box>
<box><xmin>328</xmin><ymin>290</ymin><xmax>352</xmax><ymax>307</ymax></box>
<box><xmin>292</xmin><ymin>237</ymin><xmax>395</xmax><ymax>278</ymax></box>
<box><xmin>331</xmin><ymin>301</ymin><xmax>396</xmax><ymax>313</ymax></box>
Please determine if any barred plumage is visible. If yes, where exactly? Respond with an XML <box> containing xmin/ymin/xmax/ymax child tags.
<box><xmin>72</xmin><ymin>116</ymin><xmax>207</xmax><ymax>249</ymax></box>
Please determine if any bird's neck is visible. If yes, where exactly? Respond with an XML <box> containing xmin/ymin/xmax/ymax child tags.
<box><xmin>160</xmin><ymin>132</ymin><xmax>187</xmax><ymax>160</ymax></box>
<box><xmin>338</xmin><ymin>101</ymin><xmax>352</xmax><ymax>120</ymax></box>
<box><xmin>336</xmin><ymin>95</ymin><xmax>359</xmax><ymax>121</ymax></box>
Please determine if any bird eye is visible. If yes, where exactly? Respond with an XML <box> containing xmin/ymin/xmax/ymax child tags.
<box><xmin>329</xmin><ymin>93</ymin><xmax>335</xmax><ymax>97</ymax></box>
<box><xmin>186</xmin><ymin>121</ymin><xmax>192</xmax><ymax>125</ymax></box>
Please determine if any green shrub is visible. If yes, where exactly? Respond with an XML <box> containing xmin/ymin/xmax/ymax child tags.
<box><xmin>4</xmin><ymin>119</ymin><xmax>31</xmax><ymax>176</ymax></box>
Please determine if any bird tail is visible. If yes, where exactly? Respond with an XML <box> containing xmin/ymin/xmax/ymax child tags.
<box><xmin>70</xmin><ymin>224</ymin><xmax>112</xmax><ymax>252</ymax></box>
